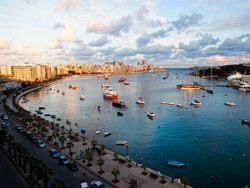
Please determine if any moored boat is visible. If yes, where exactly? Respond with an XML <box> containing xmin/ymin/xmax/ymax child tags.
<box><xmin>69</xmin><ymin>84</ymin><xmax>72</xmax><ymax>88</ymax></box>
<box><xmin>160</xmin><ymin>102</ymin><xmax>167</xmax><ymax>104</ymax></box>
<box><xmin>116</xmin><ymin>141</ymin><xmax>128</xmax><ymax>145</ymax></box>
<box><xmin>168</xmin><ymin>103</ymin><xmax>174</xmax><ymax>105</ymax></box>
<box><xmin>104</xmin><ymin>132</ymin><xmax>111</xmax><ymax>137</ymax></box>
<box><xmin>97</xmin><ymin>105</ymin><xmax>101</xmax><ymax>111</ymax></box>
<box><xmin>39</xmin><ymin>107</ymin><xmax>46</xmax><ymax>110</ymax></box>
<box><xmin>242</xmin><ymin>118</ymin><xmax>250</xmax><ymax>125</ymax></box>
<box><xmin>168</xmin><ymin>160</ymin><xmax>185</xmax><ymax>167</ymax></box>
<box><xmin>177</xmin><ymin>104</ymin><xmax>183</xmax><ymax>107</ymax></box>
<box><xmin>225</xmin><ymin>102</ymin><xmax>236</xmax><ymax>106</ymax></box>
<box><xmin>124</xmin><ymin>81</ymin><xmax>130</xmax><ymax>85</ymax></box>
<box><xmin>81</xmin><ymin>128</ymin><xmax>86</xmax><ymax>133</ymax></box>
<box><xmin>102</xmin><ymin>84</ymin><xmax>110</xmax><ymax>88</ymax></box>
<box><xmin>51</xmin><ymin>115</ymin><xmax>56</xmax><ymax>118</ymax></box>
<box><xmin>62</xmin><ymin>91</ymin><xmax>65</xmax><ymax>95</ymax></box>
<box><xmin>136</xmin><ymin>97</ymin><xmax>145</xmax><ymax>104</ymax></box>
<box><xmin>44</xmin><ymin>114</ymin><xmax>50</xmax><ymax>116</ymax></box>
<box><xmin>97</xmin><ymin>74</ymin><xmax>103</xmax><ymax>78</ymax></box>
<box><xmin>72</xmin><ymin>84</ymin><xmax>77</xmax><ymax>89</ymax></box>
<box><xmin>37</xmin><ymin>111</ymin><xmax>43</xmax><ymax>114</ymax></box>
<box><xmin>112</xmin><ymin>100</ymin><xmax>126</xmax><ymax>107</ymax></box>
<box><xmin>117</xmin><ymin>112</ymin><xmax>123</xmax><ymax>116</ymax></box>
<box><xmin>96</xmin><ymin>131</ymin><xmax>101</xmax><ymax>135</ymax></box>
<box><xmin>118</xmin><ymin>77</ymin><xmax>126</xmax><ymax>82</ymax></box>
<box><xmin>190</xmin><ymin>100</ymin><xmax>201</xmax><ymax>106</ymax></box>
<box><xmin>80</xmin><ymin>95</ymin><xmax>85</xmax><ymax>100</ymax></box>
<box><xmin>66</xmin><ymin>119</ymin><xmax>71</xmax><ymax>125</ymax></box>
<box><xmin>146</xmin><ymin>110</ymin><xmax>155</xmax><ymax>117</ymax></box>
<box><xmin>103</xmin><ymin>88</ymin><xmax>118</xmax><ymax>99</ymax></box>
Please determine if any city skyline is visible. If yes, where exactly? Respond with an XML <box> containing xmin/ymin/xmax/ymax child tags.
<box><xmin>0</xmin><ymin>0</ymin><xmax>250</xmax><ymax>67</ymax></box>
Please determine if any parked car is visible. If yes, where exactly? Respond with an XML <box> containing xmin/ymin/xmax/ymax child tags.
<box><xmin>50</xmin><ymin>149</ymin><xmax>60</xmax><ymax>158</ymax></box>
<box><xmin>90</xmin><ymin>181</ymin><xmax>107</xmax><ymax>188</ymax></box>
<box><xmin>35</xmin><ymin>140</ymin><xmax>46</xmax><ymax>148</ymax></box>
<box><xmin>15</xmin><ymin>125</ymin><xmax>22</xmax><ymax>130</ymax></box>
<box><xmin>80</xmin><ymin>182</ymin><xmax>89</xmax><ymax>188</ymax></box>
<box><xmin>58</xmin><ymin>156</ymin><xmax>69</xmax><ymax>165</ymax></box>
<box><xmin>1</xmin><ymin>123</ymin><xmax>9</xmax><ymax>129</ymax></box>
<box><xmin>3</xmin><ymin>115</ymin><xmax>9</xmax><ymax>120</ymax></box>
<box><xmin>31</xmin><ymin>136</ymin><xmax>39</xmax><ymax>144</ymax></box>
<box><xmin>68</xmin><ymin>162</ymin><xmax>78</xmax><ymax>171</ymax></box>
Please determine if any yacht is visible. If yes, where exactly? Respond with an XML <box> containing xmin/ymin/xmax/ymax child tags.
<box><xmin>136</xmin><ymin>97</ymin><xmax>145</xmax><ymax>104</ymax></box>
<box><xmin>103</xmin><ymin>88</ymin><xmax>118</xmax><ymax>99</ymax></box>
<box><xmin>146</xmin><ymin>110</ymin><xmax>155</xmax><ymax>117</ymax></box>
<box><xmin>80</xmin><ymin>95</ymin><xmax>85</xmax><ymax>100</ymax></box>
<box><xmin>225</xmin><ymin>102</ymin><xmax>236</xmax><ymax>106</ymax></box>
<box><xmin>190</xmin><ymin>100</ymin><xmax>201</xmax><ymax>106</ymax></box>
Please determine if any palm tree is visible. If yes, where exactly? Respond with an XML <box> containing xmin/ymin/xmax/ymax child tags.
<box><xmin>101</xmin><ymin>144</ymin><xmax>106</xmax><ymax>155</ymax></box>
<box><xmin>141</xmin><ymin>163</ymin><xmax>148</xmax><ymax>175</ymax></box>
<box><xmin>113</xmin><ymin>152</ymin><xmax>118</xmax><ymax>161</ymax></box>
<box><xmin>61</xmin><ymin>126</ymin><xmax>65</xmax><ymax>134</ymax></box>
<box><xmin>126</xmin><ymin>157</ymin><xmax>132</xmax><ymax>167</ymax></box>
<box><xmin>81</xmin><ymin>136</ymin><xmax>87</xmax><ymax>145</ymax></box>
<box><xmin>91</xmin><ymin>140</ymin><xmax>97</xmax><ymax>149</ymax></box>
<box><xmin>97</xmin><ymin>158</ymin><xmax>105</xmax><ymax>173</ymax></box>
<box><xmin>0</xmin><ymin>129</ymin><xmax>8</xmax><ymax>146</ymax></box>
<box><xmin>181</xmin><ymin>176</ymin><xmax>190</xmax><ymax>187</ymax></box>
<box><xmin>129</xmin><ymin>179</ymin><xmax>138</xmax><ymax>188</ymax></box>
<box><xmin>35</xmin><ymin>164</ymin><xmax>44</xmax><ymax>187</ymax></box>
<box><xmin>59</xmin><ymin>136</ymin><xmax>66</xmax><ymax>148</ymax></box>
<box><xmin>111</xmin><ymin>168</ymin><xmax>120</xmax><ymax>182</ymax></box>
<box><xmin>50</xmin><ymin>179</ymin><xmax>68</xmax><ymax>188</ymax></box>
<box><xmin>66</xmin><ymin>141</ymin><xmax>74</xmax><ymax>156</ymax></box>
<box><xmin>7</xmin><ymin>134</ymin><xmax>15</xmax><ymax>152</ymax></box>
<box><xmin>22</xmin><ymin>148</ymin><xmax>30</xmax><ymax>173</ymax></box>
<box><xmin>86</xmin><ymin>152</ymin><xmax>93</xmax><ymax>166</ymax></box>
<box><xmin>55</xmin><ymin>123</ymin><xmax>59</xmax><ymax>132</ymax></box>
<box><xmin>42</xmin><ymin>164</ymin><xmax>54</xmax><ymax>188</ymax></box>
<box><xmin>74</xmin><ymin>132</ymin><xmax>79</xmax><ymax>141</ymax></box>
<box><xmin>160</xmin><ymin>174</ymin><xmax>166</xmax><ymax>183</ymax></box>
<box><xmin>37</xmin><ymin>124</ymin><xmax>42</xmax><ymax>133</ymax></box>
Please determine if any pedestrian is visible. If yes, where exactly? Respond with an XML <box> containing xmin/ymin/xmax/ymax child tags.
<box><xmin>171</xmin><ymin>178</ymin><xmax>173</xmax><ymax>183</ymax></box>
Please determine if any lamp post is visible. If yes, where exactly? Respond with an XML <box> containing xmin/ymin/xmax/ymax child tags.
<box><xmin>52</xmin><ymin>116</ymin><xmax>56</xmax><ymax>144</ymax></box>
<box><xmin>176</xmin><ymin>165</ymin><xmax>180</xmax><ymax>179</ymax></box>
<box><xmin>125</xmin><ymin>144</ymin><xmax>130</xmax><ymax>158</ymax></box>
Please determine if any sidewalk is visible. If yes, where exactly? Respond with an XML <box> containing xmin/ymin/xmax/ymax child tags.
<box><xmin>5</xmin><ymin>91</ymin><xmax>191</xmax><ymax>188</ymax></box>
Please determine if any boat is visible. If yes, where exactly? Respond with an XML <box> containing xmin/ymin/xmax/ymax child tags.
<box><xmin>69</xmin><ymin>84</ymin><xmax>72</xmax><ymax>88</ymax></box>
<box><xmin>103</xmin><ymin>88</ymin><xmax>118</xmax><ymax>99</ymax></box>
<box><xmin>112</xmin><ymin>100</ymin><xmax>126</xmax><ymax>107</ymax></box>
<box><xmin>181</xmin><ymin>84</ymin><xmax>200</xmax><ymax>90</ymax></box>
<box><xmin>239</xmin><ymin>87</ymin><xmax>247</xmax><ymax>92</ymax></box>
<box><xmin>96</xmin><ymin>131</ymin><xmax>100</xmax><ymax>135</ymax></box>
<box><xmin>163</xmin><ymin>74</ymin><xmax>169</xmax><ymax>79</ymax></box>
<box><xmin>56</xmin><ymin>118</ymin><xmax>61</xmax><ymax>121</ymax></box>
<box><xmin>175</xmin><ymin>74</ymin><xmax>180</xmax><ymax>79</ymax></box>
<box><xmin>160</xmin><ymin>102</ymin><xmax>167</xmax><ymax>104</ymax></box>
<box><xmin>177</xmin><ymin>104</ymin><xmax>183</xmax><ymax>107</ymax></box>
<box><xmin>37</xmin><ymin>111</ymin><xmax>43</xmax><ymax>114</ymax></box>
<box><xmin>168</xmin><ymin>160</ymin><xmax>185</xmax><ymax>167</ymax></box>
<box><xmin>104</xmin><ymin>75</ymin><xmax>109</xmax><ymax>79</ymax></box>
<box><xmin>66</xmin><ymin>119</ymin><xmax>71</xmax><ymax>125</ymax></box>
<box><xmin>97</xmin><ymin>105</ymin><xmax>101</xmax><ymax>111</ymax></box>
<box><xmin>118</xmin><ymin>77</ymin><xmax>126</xmax><ymax>82</ymax></box>
<box><xmin>72</xmin><ymin>84</ymin><xmax>77</xmax><ymax>89</ymax></box>
<box><xmin>136</xmin><ymin>97</ymin><xmax>145</xmax><ymax>104</ymax></box>
<box><xmin>146</xmin><ymin>110</ymin><xmax>155</xmax><ymax>117</ymax></box>
<box><xmin>97</xmin><ymin>74</ymin><xmax>103</xmax><ymax>78</ymax></box>
<box><xmin>124</xmin><ymin>81</ymin><xmax>130</xmax><ymax>85</ymax></box>
<box><xmin>168</xmin><ymin>103</ymin><xmax>174</xmax><ymax>105</ymax></box>
<box><xmin>57</xmin><ymin>90</ymin><xmax>59</xmax><ymax>93</ymax></box>
<box><xmin>62</xmin><ymin>91</ymin><xmax>65</xmax><ymax>95</ymax></box>
<box><xmin>51</xmin><ymin>115</ymin><xmax>56</xmax><ymax>118</ymax></box>
<box><xmin>117</xmin><ymin>112</ymin><xmax>123</xmax><ymax>116</ymax></box>
<box><xmin>225</xmin><ymin>102</ymin><xmax>236</xmax><ymax>106</ymax></box>
<box><xmin>39</xmin><ymin>107</ymin><xmax>46</xmax><ymax>110</ymax></box>
<box><xmin>75</xmin><ymin>123</ymin><xmax>78</xmax><ymax>126</ymax></box>
<box><xmin>102</xmin><ymin>84</ymin><xmax>110</xmax><ymax>88</ymax></box>
<box><xmin>116</xmin><ymin>141</ymin><xmax>128</xmax><ymax>145</ymax></box>
<box><xmin>190</xmin><ymin>100</ymin><xmax>201</xmax><ymax>106</ymax></box>
<box><xmin>44</xmin><ymin>114</ymin><xmax>51</xmax><ymax>116</ymax></box>
<box><xmin>104</xmin><ymin>132</ymin><xmax>111</xmax><ymax>137</ymax></box>
<box><xmin>242</xmin><ymin>119</ymin><xmax>250</xmax><ymax>125</ymax></box>
<box><xmin>80</xmin><ymin>95</ymin><xmax>85</xmax><ymax>100</ymax></box>
<box><xmin>81</xmin><ymin>128</ymin><xmax>86</xmax><ymax>133</ymax></box>
<box><xmin>152</xmin><ymin>74</ymin><xmax>156</xmax><ymax>80</ymax></box>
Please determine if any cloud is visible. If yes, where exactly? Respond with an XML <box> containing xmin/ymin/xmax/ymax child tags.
<box><xmin>71</xmin><ymin>44</ymin><xmax>96</xmax><ymax>61</ymax></box>
<box><xmin>2</xmin><ymin>46</ymin><xmax>43</xmax><ymax>56</ymax></box>
<box><xmin>136</xmin><ymin>6</ymin><xmax>149</xmax><ymax>20</ymax></box>
<box><xmin>86</xmin><ymin>16</ymin><xmax>133</xmax><ymax>36</ymax></box>
<box><xmin>171</xmin><ymin>13</ymin><xmax>204</xmax><ymax>31</ymax></box>
<box><xmin>45</xmin><ymin>40</ymin><xmax>62</xmax><ymax>49</ymax></box>
<box><xmin>89</xmin><ymin>35</ymin><xmax>110</xmax><ymax>47</ymax></box>
<box><xmin>54</xmin><ymin>0</ymin><xmax>81</xmax><ymax>12</ymax></box>
<box><xmin>0</xmin><ymin>37</ymin><xmax>11</xmax><ymax>49</ymax></box>
<box><xmin>150</xmin><ymin>29</ymin><xmax>168</xmax><ymax>38</ymax></box>
<box><xmin>136</xmin><ymin>32</ymin><xmax>151</xmax><ymax>47</ymax></box>
<box><xmin>58</xmin><ymin>24</ymin><xmax>75</xmax><ymax>42</ymax></box>
<box><xmin>53</xmin><ymin>22</ymin><xmax>65</xmax><ymax>29</ymax></box>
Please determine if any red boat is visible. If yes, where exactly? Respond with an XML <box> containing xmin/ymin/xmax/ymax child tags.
<box><xmin>72</xmin><ymin>84</ymin><xmax>77</xmax><ymax>89</ymax></box>
<box><xmin>104</xmin><ymin>76</ymin><xmax>109</xmax><ymax>80</ymax></box>
<box><xmin>103</xmin><ymin>88</ymin><xmax>118</xmax><ymax>99</ymax></box>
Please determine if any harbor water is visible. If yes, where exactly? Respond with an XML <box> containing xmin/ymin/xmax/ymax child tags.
<box><xmin>21</xmin><ymin>68</ymin><xmax>250</xmax><ymax>188</ymax></box>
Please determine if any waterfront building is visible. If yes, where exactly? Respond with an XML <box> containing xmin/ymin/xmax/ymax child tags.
<box><xmin>11</xmin><ymin>62</ymin><xmax>37</xmax><ymax>81</ymax></box>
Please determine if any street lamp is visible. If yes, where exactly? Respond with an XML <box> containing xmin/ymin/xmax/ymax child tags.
<box><xmin>176</xmin><ymin>165</ymin><xmax>180</xmax><ymax>179</ymax></box>
<box><xmin>52</xmin><ymin>116</ymin><xmax>57</xmax><ymax>145</ymax></box>
<box><xmin>124</xmin><ymin>144</ymin><xmax>130</xmax><ymax>158</ymax></box>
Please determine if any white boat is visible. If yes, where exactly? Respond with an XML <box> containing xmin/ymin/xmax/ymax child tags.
<box><xmin>116</xmin><ymin>141</ymin><xmax>128</xmax><ymax>145</ymax></box>
<box><xmin>80</xmin><ymin>95</ymin><xmax>85</xmax><ymax>100</ymax></box>
<box><xmin>104</xmin><ymin>132</ymin><xmax>111</xmax><ymax>137</ymax></box>
<box><xmin>225</xmin><ymin>102</ymin><xmax>236</xmax><ymax>106</ymax></box>
<box><xmin>124</xmin><ymin>81</ymin><xmax>130</xmax><ymax>85</ymax></box>
<box><xmin>102</xmin><ymin>84</ymin><xmax>110</xmax><ymax>88</ymax></box>
<box><xmin>103</xmin><ymin>88</ymin><xmax>118</xmax><ymax>99</ymax></box>
<box><xmin>146</xmin><ymin>110</ymin><xmax>155</xmax><ymax>117</ymax></box>
<box><xmin>96</xmin><ymin>131</ymin><xmax>100</xmax><ymax>135</ymax></box>
<box><xmin>190</xmin><ymin>100</ymin><xmax>201</xmax><ymax>106</ymax></box>
<box><xmin>177</xmin><ymin>104</ymin><xmax>183</xmax><ymax>107</ymax></box>
<box><xmin>136</xmin><ymin>97</ymin><xmax>145</xmax><ymax>104</ymax></box>
<box><xmin>239</xmin><ymin>87</ymin><xmax>247</xmax><ymax>92</ymax></box>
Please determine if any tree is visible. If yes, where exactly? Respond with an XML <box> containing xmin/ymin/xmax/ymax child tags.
<box><xmin>97</xmin><ymin>158</ymin><xmax>105</xmax><ymax>173</ymax></box>
<box><xmin>0</xmin><ymin>129</ymin><xmax>8</xmax><ymax>146</ymax></box>
<box><xmin>50</xmin><ymin>179</ymin><xmax>68</xmax><ymax>188</ymax></box>
<box><xmin>126</xmin><ymin>157</ymin><xmax>132</xmax><ymax>167</ymax></box>
<box><xmin>111</xmin><ymin>168</ymin><xmax>120</xmax><ymax>182</ymax></box>
<box><xmin>113</xmin><ymin>152</ymin><xmax>118</xmax><ymax>161</ymax></box>
<box><xmin>101</xmin><ymin>144</ymin><xmax>106</xmax><ymax>154</ymax></box>
<box><xmin>91</xmin><ymin>140</ymin><xmax>97</xmax><ymax>149</ymax></box>
<box><xmin>81</xmin><ymin>136</ymin><xmax>87</xmax><ymax>145</ymax></box>
<box><xmin>160</xmin><ymin>174</ymin><xmax>166</xmax><ymax>184</ymax></box>
<box><xmin>181</xmin><ymin>176</ymin><xmax>190</xmax><ymax>187</ymax></box>
<box><xmin>141</xmin><ymin>163</ymin><xmax>148</xmax><ymax>175</ymax></box>
<box><xmin>7</xmin><ymin>134</ymin><xmax>15</xmax><ymax>152</ymax></box>
<box><xmin>86</xmin><ymin>152</ymin><xmax>93</xmax><ymax>166</ymax></box>
<box><xmin>74</xmin><ymin>132</ymin><xmax>79</xmax><ymax>140</ymax></box>
<box><xmin>42</xmin><ymin>164</ymin><xmax>54</xmax><ymax>188</ymax></box>
<box><xmin>59</xmin><ymin>136</ymin><xmax>66</xmax><ymax>148</ymax></box>
<box><xmin>129</xmin><ymin>179</ymin><xmax>138</xmax><ymax>188</ymax></box>
<box><xmin>66</xmin><ymin>141</ymin><xmax>74</xmax><ymax>156</ymax></box>
<box><xmin>22</xmin><ymin>148</ymin><xmax>30</xmax><ymax>173</ymax></box>
<box><xmin>61</xmin><ymin>126</ymin><xmax>65</xmax><ymax>134</ymax></box>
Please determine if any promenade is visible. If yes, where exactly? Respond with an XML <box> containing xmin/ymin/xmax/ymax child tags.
<box><xmin>3</xmin><ymin>86</ymin><xmax>191</xmax><ymax>188</ymax></box>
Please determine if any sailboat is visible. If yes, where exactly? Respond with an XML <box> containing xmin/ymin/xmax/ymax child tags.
<box><xmin>181</xmin><ymin>69</ymin><xmax>200</xmax><ymax>90</ymax></box>
<box><xmin>206</xmin><ymin>66</ymin><xmax>214</xmax><ymax>94</ymax></box>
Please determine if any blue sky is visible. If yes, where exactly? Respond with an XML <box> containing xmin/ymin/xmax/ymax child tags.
<box><xmin>0</xmin><ymin>0</ymin><xmax>250</xmax><ymax>67</ymax></box>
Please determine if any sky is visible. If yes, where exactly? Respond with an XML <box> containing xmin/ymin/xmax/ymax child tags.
<box><xmin>0</xmin><ymin>0</ymin><xmax>250</xmax><ymax>68</ymax></box>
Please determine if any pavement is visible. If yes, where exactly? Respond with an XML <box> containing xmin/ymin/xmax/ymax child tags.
<box><xmin>2</xmin><ymin>88</ymin><xmax>191</xmax><ymax>188</ymax></box>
